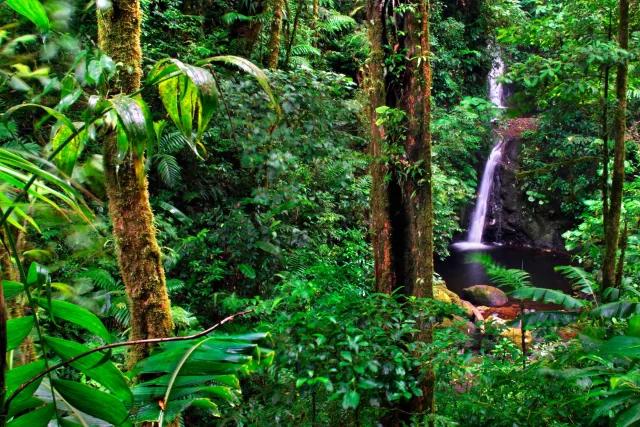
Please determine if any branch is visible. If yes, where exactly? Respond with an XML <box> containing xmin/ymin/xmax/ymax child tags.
<box><xmin>3</xmin><ymin>310</ymin><xmax>252</xmax><ymax>410</ymax></box>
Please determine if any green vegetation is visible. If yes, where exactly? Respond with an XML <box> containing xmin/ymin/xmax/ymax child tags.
<box><xmin>0</xmin><ymin>0</ymin><xmax>638</xmax><ymax>425</ymax></box>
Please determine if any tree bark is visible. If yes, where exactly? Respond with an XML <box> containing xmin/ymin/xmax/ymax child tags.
<box><xmin>602</xmin><ymin>0</ymin><xmax>629</xmax><ymax>289</ymax></box>
<box><xmin>267</xmin><ymin>0</ymin><xmax>285</xmax><ymax>69</ymax></box>
<box><xmin>97</xmin><ymin>0</ymin><xmax>173</xmax><ymax>367</ymax></box>
<box><xmin>366</xmin><ymin>0</ymin><xmax>435</xmax><ymax>418</ymax></box>
<box><xmin>283</xmin><ymin>0</ymin><xmax>304</xmax><ymax>69</ymax></box>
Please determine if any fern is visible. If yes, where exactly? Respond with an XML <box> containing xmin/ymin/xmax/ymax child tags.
<box><xmin>80</xmin><ymin>268</ymin><xmax>120</xmax><ymax>292</ymax></box>
<box><xmin>291</xmin><ymin>44</ymin><xmax>321</xmax><ymax>57</ymax></box>
<box><xmin>469</xmin><ymin>253</ymin><xmax>532</xmax><ymax>290</ymax></box>
<box><xmin>221</xmin><ymin>12</ymin><xmax>252</xmax><ymax>25</ymax></box>
<box><xmin>320</xmin><ymin>13</ymin><xmax>356</xmax><ymax>34</ymax></box>
<box><xmin>159</xmin><ymin>130</ymin><xmax>189</xmax><ymax>154</ymax></box>
<box><xmin>154</xmin><ymin>154</ymin><xmax>182</xmax><ymax>188</ymax></box>
<box><xmin>555</xmin><ymin>265</ymin><xmax>598</xmax><ymax>299</ymax></box>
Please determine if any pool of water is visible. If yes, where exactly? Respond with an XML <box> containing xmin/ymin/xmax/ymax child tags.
<box><xmin>436</xmin><ymin>244</ymin><xmax>572</xmax><ymax>296</ymax></box>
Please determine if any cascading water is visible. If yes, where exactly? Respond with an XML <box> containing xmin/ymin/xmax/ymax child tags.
<box><xmin>455</xmin><ymin>46</ymin><xmax>506</xmax><ymax>250</ymax></box>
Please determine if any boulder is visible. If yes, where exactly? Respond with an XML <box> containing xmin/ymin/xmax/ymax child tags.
<box><xmin>463</xmin><ymin>285</ymin><xmax>508</xmax><ymax>307</ymax></box>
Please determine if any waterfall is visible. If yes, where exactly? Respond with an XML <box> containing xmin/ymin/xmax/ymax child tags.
<box><xmin>455</xmin><ymin>46</ymin><xmax>506</xmax><ymax>250</ymax></box>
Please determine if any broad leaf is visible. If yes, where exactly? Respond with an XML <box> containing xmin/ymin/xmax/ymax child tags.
<box><xmin>203</xmin><ymin>56</ymin><xmax>282</xmax><ymax>117</ymax></box>
<box><xmin>3</xmin><ymin>280</ymin><xmax>24</xmax><ymax>300</ymax></box>
<box><xmin>518</xmin><ymin>310</ymin><xmax>578</xmax><ymax>328</ymax></box>
<box><xmin>38</xmin><ymin>298</ymin><xmax>110</xmax><ymax>342</ymax></box>
<box><xmin>43</xmin><ymin>336</ymin><xmax>132</xmax><ymax>404</ymax></box>
<box><xmin>7</xmin><ymin>316</ymin><xmax>34</xmax><ymax>350</ymax></box>
<box><xmin>6</xmin><ymin>0</ymin><xmax>50</xmax><ymax>31</ymax></box>
<box><xmin>149</xmin><ymin>59</ymin><xmax>218</xmax><ymax>155</ymax></box>
<box><xmin>510</xmin><ymin>287</ymin><xmax>584</xmax><ymax>309</ymax></box>
<box><xmin>50</xmin><ymin>123</ymin><xmax>87</xmax><ymax>175</ymax></box>
<box><xmin>598</xmin><ymin>336</ymin><xmax>640</xmax><ymax>358</ymax></box>
<box><xmin>6</xmin><ymin>403</ymin><xmax>54</xmax><ymax>427</ymax></box>
<box><xmin>6</xmin><ymin>360</ymin><xmax>47</xmax><ymax>410</ymax></box>
<box><xmin>52</xmin><ymin>379</ymin><xmax>130</xmax><ymax>426</ymax></box>
<box><xmin>592</xmin><ymin>302</ymin><xmax>640</xmax><ymax>319</ymax></box>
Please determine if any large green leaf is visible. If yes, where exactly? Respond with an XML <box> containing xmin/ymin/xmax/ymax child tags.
<box><xmin>6</xmin><ymin>360</ymin><xmax>47</xmax><ymax>411</ymax></box>
<box><xmin>109</xmin><ymin>95</ymin><xmax>151</xmax><ymax>160</ymax></box>
<box><xmin>616</xmin><ymin>402</ymin><xmax>640</xmax><ymax>427</ymax></box>
<box><xmin>50</xmin><ymin>123</ymin><xmax>87</xmax><ymax>175</ymax></box>
<box><xmin>132</xmin><ymin>334</ymin><xmax>271</xmax><ymax>423</ymax></box>
<box><xmin>7</xmin><ymin>403</ymin><xmax>54</xmax><ymax>427</ymax></box>
<box><xmin>598</xmin><ymin>336</ymin><xmax>640</xmax><ymax>358</ymax></box>
<box><xmin>592</xmin><ymin>301</ymin><xmax>640</xmax><ymax>319</ymax></box>
<box><xmin>3</xmin><ymin>280</ymin><xmax>24</xmax><ymax>300</ymax></box>
<box><xmin>149</xmin><ymin>59</ymin><xmax>218</xmax><ymax>156</ymax></box>
<box><xmin>38</xmin><ymin>298</ymin><xmax>110</xmax><ymax>342</ymax></box>
<box><xmin>5</xmin><ymin>0</ymin><xmax>50</xmax><ymax>31</ymax></box>
<box><xmin>52</xmin><ymin>379</ymin><xmax>130</xmax><ymax>426</ymax></box>
<box><xmin>7</xmin><ymin>316</ymin><xmax>34</xmax><ymax>350</ymax></box>
<box><xmin>203</xmin><ymin>55</ymin><xmax>282</xmax><ymax>117</ymax></box>
<box><xmin>510</xmin><ymin>287</ymin><xmax>585</xmax><ymax>309</ymax></box>
<box><xmin>43</xmin><ymin>337</ymin><xmax>132</xmax><ymax>404</ymax></box>
<box><xmin>519</xmin><ymin>310</ymin><xmax>578</xmax><ymax>328</ymax></box>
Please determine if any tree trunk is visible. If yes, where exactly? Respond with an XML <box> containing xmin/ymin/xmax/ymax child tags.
<box><xmin>267</xmin><ymin>0</ymin><xmax>285</xmax><ymax>69</ymax></box>
<box><xmin>97</xmin><ymin>0</ymin><xmax>173</xmax><ymax>367</ymax></box>
<box><xmin>283</xmin><ymin>0</ymin><xmax>304</xmax><ymax>69</ymax></box>
<box><xmin>602</xmin><ymin>0</ymin><xmax>629</xmax><ymax>289</ymax></box>
<box><xmin>366</xmin><ymin>0</ymin><xmax>435</xmax><ymax>418</ymax></box>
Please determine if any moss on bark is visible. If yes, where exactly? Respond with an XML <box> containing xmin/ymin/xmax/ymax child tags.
<box><xmin>97</xmin><ymin>0</ymin><xmax>173</xmax><ymax>367</ymax></box>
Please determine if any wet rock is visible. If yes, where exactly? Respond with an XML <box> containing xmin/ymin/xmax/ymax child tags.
<box><xmin>463</xmin><ymin>285</ymin><xmax>508</xmax><ymax>307</ymax></box>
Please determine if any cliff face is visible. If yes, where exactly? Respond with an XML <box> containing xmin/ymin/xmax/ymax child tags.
<box><xmin>482</xmin><ymin>118</ymin><xmax>568</xmax><ymax>251</ymax></box>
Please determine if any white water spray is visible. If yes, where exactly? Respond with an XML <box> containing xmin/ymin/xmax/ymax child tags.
<box><xmin>455</xmin><ymin>46</ymin><xmax>506</xmax><ymax>250</ymax></box>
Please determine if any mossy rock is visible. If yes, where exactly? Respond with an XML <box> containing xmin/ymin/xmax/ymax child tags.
<box><xmin>463</xmin><ymin>285</ymin><xmax>508</xmax><ymax>307</ymax></box>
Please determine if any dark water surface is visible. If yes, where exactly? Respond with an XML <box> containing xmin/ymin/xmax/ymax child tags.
<box><xmin>436</xmin><ymin>244</ymin><xmax>572</xmax><ymax>296</ymax></box>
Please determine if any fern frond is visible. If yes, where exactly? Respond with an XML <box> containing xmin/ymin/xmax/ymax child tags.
<box><xmin>159</xmin><ymin>131</ymin><xmax>189</xmax><ymax>154</ymax></box>
<box><xmin>555</xmin><ymin>265</ymin><xmax>598</xmax><ymax>298</ymax></box>
<box><xmin>291</xmin><ymin>44</ymin><xmax>321</xmax><ymax>57</ymax></box>
<box><xmin>319</xmin><ymin>13</ymin><xmax>356</xmax><ymax>33</ymax></box>
<box><xmin>468</xmin><ymin>253</ymin><xmax>532</xmax><ymax>290</ymax></box>
<box><xmin>154</xmin><ymin>154</ymin><xmax>182</xmax><ymax>188</ymax></box>
<box><xmin>80</xmin><ymin>268</ymin><xmax>121</xmax><ymax>292</ymax></box>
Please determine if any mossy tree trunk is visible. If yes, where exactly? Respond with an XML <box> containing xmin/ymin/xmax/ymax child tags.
<box><xmin>267</xmin><ymin>0</ymin><xmax>285</xmax><ymax>69</ymax></box>
<box><xmin>603</xmin><ymin>0</ymin><xmax>629</xmax><ymax>289</ymax></box>
<box><xmin>365</xmin><ymin>0</ymin><xmax>435</xmax><ymax>418</ymax></box>
<box><xmin>97</xmin><ymin>0</ymin><xmax>173</xmax><ymax>367</ymax></box>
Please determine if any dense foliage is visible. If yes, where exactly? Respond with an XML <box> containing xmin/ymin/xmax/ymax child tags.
<box><xmin>0</xmin><ymin>0</ymin><xmax>638</xmax><ymax>425</ymax></box>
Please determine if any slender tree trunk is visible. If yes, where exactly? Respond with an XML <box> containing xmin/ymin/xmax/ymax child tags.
<box><xmin>267</xmin><ymin>0</ymin><xmax>285</xmax><ymax>69</ymax></box>
<box><xmin>601</xmin><ymin>9</ymin><xmax>612</xmax><ymax>279</ymax></box>
<box><xmin>614</xmin><ymin>219</ymin><xmax>628</xmax><ymax>288</ymax></box>
<box><xmin>97</xmin><ymin>0</ymin><xmax>173</xmax><ymax>367</ymax></box>
<box><xmin>366</xmin><ymin>0</ymin><xmax>435</xmax><ymax>418</ymax></box>
<box><xmin>0</xmin><ymin>277</ymin><xmax>6</xmax><ymax>427</ymax></box>
<box><xmin>602</xmin><ymin>0</ymin><xmax>629</xmax><ymax>289</ymax></box>
<box><xmin>312</xmin><ymin>0</ymin><xmax>319</xmax><ymax>44</ymax></box>
<box><xmin>283</xmin><ymin>0</ymin><xmax>304</xmax><ymax>69</ymax></box>
<box><xmin>366</xmin><ymin>0</ymin><xmax>395</xmax><ymax>294</ymax></box>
